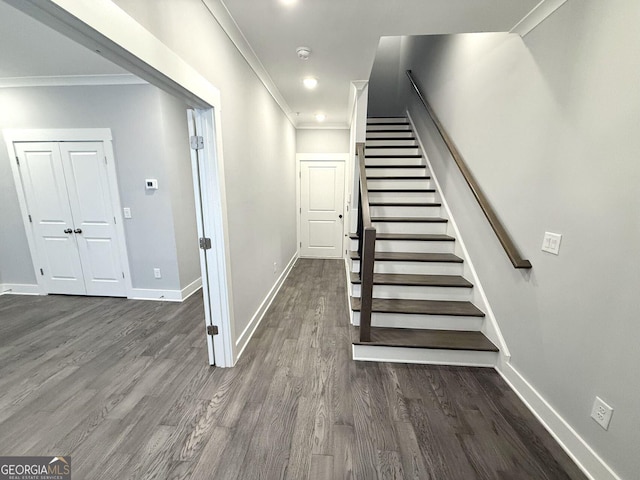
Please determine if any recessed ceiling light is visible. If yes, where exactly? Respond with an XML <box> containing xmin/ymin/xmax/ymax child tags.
<box><xmin>315</xmin><ymin>113</ymin><xmax>326</xmax><ymax>122</ymax></box>
<box><xmin>303</xmin><ymin>77</ymin><xmax>318</xmax><ymax>89</ymax></box>
<box><xmin>280</xmin><ymin>0</ymin><xmax>297</xmax><ymax>6</ymax></box>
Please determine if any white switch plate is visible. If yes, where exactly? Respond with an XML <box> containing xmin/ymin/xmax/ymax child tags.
<box><xmin>123</xmin><ymin>207</ymin><xmax>131</xmax><ymax>219</ymax></box>
<box><xmin>590</xmin><ymin>396</ymin><xmax>613</xmax><ymax>430</ymax></box>
<box><xmin>153</xmin><ymin>268</ymin><xmax>161</xmax><ymax>279</ymax></box>
<box><xmin>542</xmin><ymin>232</ymin><xmax>562</xmax><ymax>255</ymax></box>
<box><xmin>145</xmin><ymin>179</ymin><xmax>158</xmax><ymax>190</ymax></box>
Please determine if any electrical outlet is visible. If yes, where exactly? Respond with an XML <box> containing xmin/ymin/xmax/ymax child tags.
<box><xmin>590</xmin><ymin>396</ymin><xmax>613</xmax><ymax>430</ymax></box>
<box><xmin>153</xmin><ymin>268</ymin><xmax>161</xmax><ymax>279</ymax></box>
<box><xmin>123</xmin><ymin>207</ymin><xmax>132</xmax><ymax>218</ymax></box>
<box><xmin>542</xmin><ymin>232</ymin><xmax>562</xmax><ymax>255</ymax></box>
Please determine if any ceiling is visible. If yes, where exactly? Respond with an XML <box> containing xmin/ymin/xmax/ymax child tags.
<box><xmin>0</xmin><ymin>0</ymin><xmax>539</xmax><ymax>127</ymax></box>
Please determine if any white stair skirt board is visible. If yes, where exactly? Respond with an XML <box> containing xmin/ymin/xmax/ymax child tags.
<box><xmin>351</xmin><ymin>260</ymin><xmax>464</xmax><ymax>276</ymax></box>
<box><xmin>497</xmin><ymin>359</ymin><xmax>622</xmax><ymax>480</ymax></box>
<box><xmin>353</xmin><ymin>344</ymin><xmax>498</xmax><ymax>367</ymax></box>
<box><xmin>352</xmin><ymin>284</ymin><xmax>472</xmax><ymax>302</ymax></box>
<box><xmin>352</xmin><ymin>311</ymin><xmax>484</xmax><ymax>331</ymax></box>
<box><xmin>0</xmin><ymin>284</ymin><xmax>41</xmax><ymax>295</ymax></box>
<box><xmin>235</xmin><ymin>252</ymin><xmax>298</xmax><ymax>361</ymax></box>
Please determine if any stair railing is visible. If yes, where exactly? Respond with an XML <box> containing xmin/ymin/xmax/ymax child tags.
<box><xmin>406</xmin><ymin>70</ymin><xmax>532</xmax><ymax>269</ymax></box>
<box><xmin>356</xmin><ymin>142</ymin><xmax>376</xmax><ymax>341</ymax></box>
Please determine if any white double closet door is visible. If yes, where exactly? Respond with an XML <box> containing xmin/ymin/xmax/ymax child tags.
<box><xmin>15</xmin><ymin>141</ymin><xmax>126</xmax><ymax>297</ymax></box>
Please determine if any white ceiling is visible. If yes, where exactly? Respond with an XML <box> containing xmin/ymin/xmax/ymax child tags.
<box><xmin>0</xmin><ymin>0</ymin><xmax>539</xmax><ymax>127</ymax></box>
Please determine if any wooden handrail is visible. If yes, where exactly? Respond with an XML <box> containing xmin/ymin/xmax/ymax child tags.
<box><xmin>355</xmin><ymin>142</ymin><xmax>376</xmax><ymax>341</ymax></box>
<box><xmin>406</xmin><ymin>70</ymin><xmax>532</xmax><ymax>269</ymax></box>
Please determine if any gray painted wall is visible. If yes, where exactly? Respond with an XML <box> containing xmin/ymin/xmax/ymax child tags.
<box><xmin>112</xmin><ymin>0</ymin><xmax>298</xmax><ymax>347</ymax></box>
<box><xmin>367</xmin><ymin>1</ymin><xmax>640</xmax><ymax>478</ymax></box>
<box><xmin>0</xmin><ymin>84</ymin><xmax>200</xmax><ymax>292</ymax></box>
<box><xmin>296</xmin><ymin>129</ymin><xmax>350</xmax><ymax>153</ymax></box>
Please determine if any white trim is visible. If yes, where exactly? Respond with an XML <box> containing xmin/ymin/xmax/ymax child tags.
<box><xmin>296</xmin><ymin>124</ymin><xmax>350</xmax><ymax>130</ymax></box>
<box><xmin>235</xmin><ymin>252</ymin><xmax>298</xmax><ymax>360</ymax></box>
<box><xmin>201</xmin><ymin>0</ymin><xmax>294</xmax><ymax>126</ymax></box>
<box><xmin>129</xmin><ymin>288</ymin><xmax>183</xmax><ymax>302</ymax></box>
<box><xmin>510</xmin><ymin>0</ymin><xmax>568</xmax><ymax>37</ymax></box>
<box><xmin>353</xmin><ymin>344</ymin><xmax>498</xmax><ymax>367</ymax></box>
<box><xmin>406</xmin><ymin>110</ymin><xmax>511</xmax><ymax>358</ymax></box>
<box><xmin>0</xmin><ymin>284</ymin><xmax>41</xmax><ymax>295</ymax></box>
<box><xmin>497</xmin><ymin>360</ymin><xmax>622</xmax><ymax>480</ymax></box>
<box><xmin>0</xmin><ymin>74</ymin><xmax>147</xmax><ymax>88</ymax></box>
<box><xmin>4</xmin><ymin>128</ymin><xmax>133</xmax><ymax>299</ymax></box>
<box><xmin>181</xmin><ymin>277</ymin><xmax>202</xmax><ymax>300</ymax></box>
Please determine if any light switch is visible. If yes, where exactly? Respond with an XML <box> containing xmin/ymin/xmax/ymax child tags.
<box><xmin>123</xmin><ymin>207</ymin><xmax>132</xmax><ymax>219</ymax></box>
<box><xmin>145</xmin><ymin>179</ymin><xmax>158</xmax><ymax>190</ymax></box>
<box><xmin>542</xmin><ymin>232</ymin><xmax>562</xmax><ymax>255</ymax></box>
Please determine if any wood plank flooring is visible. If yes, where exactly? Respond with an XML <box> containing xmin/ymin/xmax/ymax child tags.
<box><xmin>0</xmin><ymin>258</ymin><xmax>586</xmax><ymax>479</ymax></box>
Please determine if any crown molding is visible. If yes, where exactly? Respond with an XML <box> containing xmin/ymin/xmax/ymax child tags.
<box><xmin>203</xmin><ymin>0</ymin><xmax>295</xmax><ymax>127</ymax></box>
<box><xmin>0</xmin><ymin>73</ymin><xmax>147</xmax><ymax>88</ymax></box>
<box><xmin>510</xmin><ymin>0</ymin><xmax>568</xmax><ymax>37</ymax></box>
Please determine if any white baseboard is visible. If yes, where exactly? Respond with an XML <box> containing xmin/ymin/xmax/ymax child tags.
<box><xmin>128</xmin><ymin>288</ymin><xmax>183</xmax><ymax>302</ymax></box>
<box><xmin>0</xmin><ymin>283</ymin><xmax>41</xmax><ymax>295</ymax></box>
<box><xmin>181</xmin><ymin>277</ymin><xmax>202</xmax><ymax>300</ymax></box>
<box><xmin>235</xmin><ymin>252</ymin><xmax>298</xmax><ymax>361</ymax></box>
<box><xmin>497</xmin><ymin>360</ymin><xmax>621</xmax><ymax>480</ymax></box>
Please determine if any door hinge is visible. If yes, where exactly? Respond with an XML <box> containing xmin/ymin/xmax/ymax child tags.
<box><xmin>300</xmin><ymin>241</ymin><xmax>302</xmax><ymax>248</ymax></box>
<box><xmin>16</xmin><ymin>156</ymin><xmax>19</xmax><ymax>166</ymax></box>
<box><xmin>190</xmin><ymin>135</ymin><xmax>204</xmax><ymax>150</ymax></box>
<box><xmin>28</xmin><ymin>214</ymin><xmax>32</xmax><ymax>223</ymax></box>
<box><xmin>122</xmin><ymin>272</ymin><xmax>125</xmax><ymax>279</ymax></box>
<box><xmin>113</xmin><ymin>216</ymin><xmax>116</xmax><ymax>224</ymax></box>
<box><xmin>40</xmin><ymin>268</ymin><xmax>44</xmax><ymax>276</ymax></box>
<box><xmin>104</xmin><ymin>156</ymin><xmax>107</xmax><ymax>164</ymax></box>
<box><xmin>299</xmin><ymin>207</ymin><xmax>301</xmax><ymax>213</ymax></box>
<box><xmin>207</xmin><ymin>325</ymin><xmax>219</xmax><ymax>336</ymax></box>
<box><xmin>199</xmin><ymin>237</ymin><xmax>212</xmax><ymax>250</ymax></box>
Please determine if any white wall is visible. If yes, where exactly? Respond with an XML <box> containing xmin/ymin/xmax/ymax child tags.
<box><xmin>296</xmin><ymin>129</ymin><xmax>350</xmax><ymax>154</ymax></box>
<box><xmin>0</xmin><ymin>84</ymin><xmax>200</xmax><ymax>293</ymax></box>
<box><xmin>111</xmin><ymin>0</ymin><xmax>298</xmax><ymax>351</ymax></box>
<box><xmin>367</xmin><ymin>1</ymin><xmax>640</xmax><ymax>478</ymax></box>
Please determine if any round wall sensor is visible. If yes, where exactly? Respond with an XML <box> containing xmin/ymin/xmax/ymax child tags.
<box><xmin>296</xmin><ymin>47</ymin><xmax>311</xmax><ymax>60</ymax></box>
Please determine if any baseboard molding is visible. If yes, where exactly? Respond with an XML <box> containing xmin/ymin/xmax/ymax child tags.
<box><xmin>181</xmin><ymin>277</ymin><xmax>202</xmax><ymax>300</ymax></box>
<box><xmin>0</xmin><ymin>283</ymin><xmax>41</xmax><ymax>295</ymax></box>
<box><xmin>128</xmin><ymin>288</ymin><xmax>183</xmax><ymax>302</ymax></box>
<box><xmin>235</xmin><ymin>252</ymin><xmax>299</xmax><ymax>360</ymax></box>
<box><xmin>497</xmin><ymin>360</ymin><xmax>621</xmax><ymax>480</ymax></box>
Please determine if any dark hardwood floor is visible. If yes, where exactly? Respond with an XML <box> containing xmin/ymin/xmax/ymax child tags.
<box><xmin>0</xmin><ymin>259</ymin><xmax>585</xmax><ymax>479</ymax></box>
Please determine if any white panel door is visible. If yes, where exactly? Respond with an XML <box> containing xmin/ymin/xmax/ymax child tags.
<box><xmin>300</xmin><ymin>161</ymin><xmax>345</xmax><ymax>258</ymax></box>
<box><xmin>14</xmin><ymin>143</ymin><xmax>86</xmax><ymax>295</ymax></box>
<box><xmin>60</xmin><ymin>142</ymin><xmax>126</xmax><ymax>297</ymax></box>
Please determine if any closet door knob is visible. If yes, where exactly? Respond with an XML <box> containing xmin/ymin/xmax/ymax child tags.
<box><xmin>74</xmin><ymin>228</ymin><xmax>83</xmax><ymax>234</ymax></box>
<box><xmin>64</xmin><ymin>228</ymin><xmax>73</xmax><ymax>234</ymax></box>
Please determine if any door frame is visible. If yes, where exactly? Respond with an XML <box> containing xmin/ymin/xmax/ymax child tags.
<box><xmin>4</xmin><ymin>128</ymin><xmax>133</xmax><ymax>297</ymax></box>
<box><xmin>296</xmin><ymin>153</ymin><xmax>349</xmax><ymax>259</ymax></box>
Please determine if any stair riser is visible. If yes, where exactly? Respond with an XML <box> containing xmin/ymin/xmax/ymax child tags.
<box><xmin>352</xmin><ymin>284</ymin><xmax>472</xmax><ymax>302</ymax></box>
<box><xmin>365</xmin><ymin>157</ymin><xmax>423</xmax><ymax>166</ymax></box>
<box><xmin>367</xmin><ymin>179</ymin><xmax>432</xmax><ymax>189</ymax></box>
<box><xmin>368</xmin><ymin>191</ymin><xmax>437</xmax><ymax>202</ymax></box>
<box><xmin>352</xmin><ymin>344</ymin><xmax>497</xmax><ymax>367</ymax></box>
<box><xmin>366</xmin><ymin>139</ymin><xmax>417</xmax><ymax>147</ymax></box>
<box><xmin>372</xmin><ymin>222</ymin><xmax>447</xmax><ymax>235</ymax></box>
<box><xmin>367</xmin><ymin>118</ymin><xmax>408</xmax><ymax>124</ymax></box>
<box><xmin>366</xmin><ymin>167</ymin><xmax>427</xmax><ymax>177</ymax></box>
<box><xmin>366</xmin><ymin>147</ymin><xmax>420</xmax><ymax>156</ymax></box>
<box><xmin>367</xmin><ymin>131</ymin><xmax>415</xmax><ymax>139</ymax></box>
<box><xmin>351</xmin><ymin>311</ymin><xmax>483</xmax><ymax>331</ymax></box>
<box><xmin>351</xmin><ymin>259</ymin><xmax>463</xmax><ymax>276</ymax></box>
<box><xmin>367</xmin><ymin>124</ymin><xmax>411</xmax><ymax>131</ymax></box>
<box><xmin>350</xmin><ymin>239</ymin><xmax>455</xmax><ymax>253</ymax></box>
<box><xmin>369</xmin><ymin>205</ymin><xmax>441</xmax><ymax>217</ymax></box>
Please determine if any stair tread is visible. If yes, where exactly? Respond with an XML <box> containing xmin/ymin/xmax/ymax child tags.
<box><xmin>366</xmin><ymin>129</ymin><xmax>413</xmax><ymax>133</ymax></box>
<box><xmin>351</xmin><ymin>297</ymin><xmax>485</xmax><ymax>317</ymax></box>
<box><xmin>365</xmin><ymin>145</ymin><xmax>417</xmax><ymax>149</ymax></box>
<box><xmin>349</xmin><ymin>233</ymin><xmax>454</xmax><ymax>241</ymax></box>
<box><xmin>365</xmin><ymin>156</ymin><xmax>423</xmax><ymax>160</ymax></box>
<box><xmin>369</xmin><ymin>202</ymin><xmax>441</xmax><ymax>207</ymax></box>
<box><xmin>367</xmin><ymin>176</ymin><xmax>431</xmax><ymax>180</ymax></box>
<box><xmin>351</xmin><ymin>326</ymin><xmax>497</xmax><ymax>352</ymax></box>
<box><xmin>366</xmin><ymin>136</ymin><xmax>416</xmax><ymax>141</ymax></box>
<box><xmin>350</xmin><ymin>251</ymin><xmax>463</xmax><ymax>263</ymax></box>
<box><xmin>350</xmin><ymin>272</ymin><xmax>472</xmax><ymax>288</ymax></box>
<box><xmin>371</xmin><ymin>216</ymin><xmax>446</xmax><ymax>223</ymax></box>
<box><xmin>369</xmin><ymin>188</ymin><xmax>435</xmax><ymax>193</ymax></box>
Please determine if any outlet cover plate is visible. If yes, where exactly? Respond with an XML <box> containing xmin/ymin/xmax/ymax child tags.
<box><xmin>542</xmin><ymin>232</ymin><xmax>562</xmax><ymax>255</ymax></box>
<box><xmin>590</xmin><ymin>396</ymin><xmax>613</xmax><ymax>430</ymax></box>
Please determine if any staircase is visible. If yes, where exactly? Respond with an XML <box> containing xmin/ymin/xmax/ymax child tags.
<box><xmin>348</xmin><ymin>117</ymin><xmax>499</xmax><ymax>366</ymax></box>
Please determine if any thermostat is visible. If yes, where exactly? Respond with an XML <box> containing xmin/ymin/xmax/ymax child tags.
<box><xmin>145</xmin><ymin>179</ymin><xmax>158</xmax><ymax>190</ymax></box>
